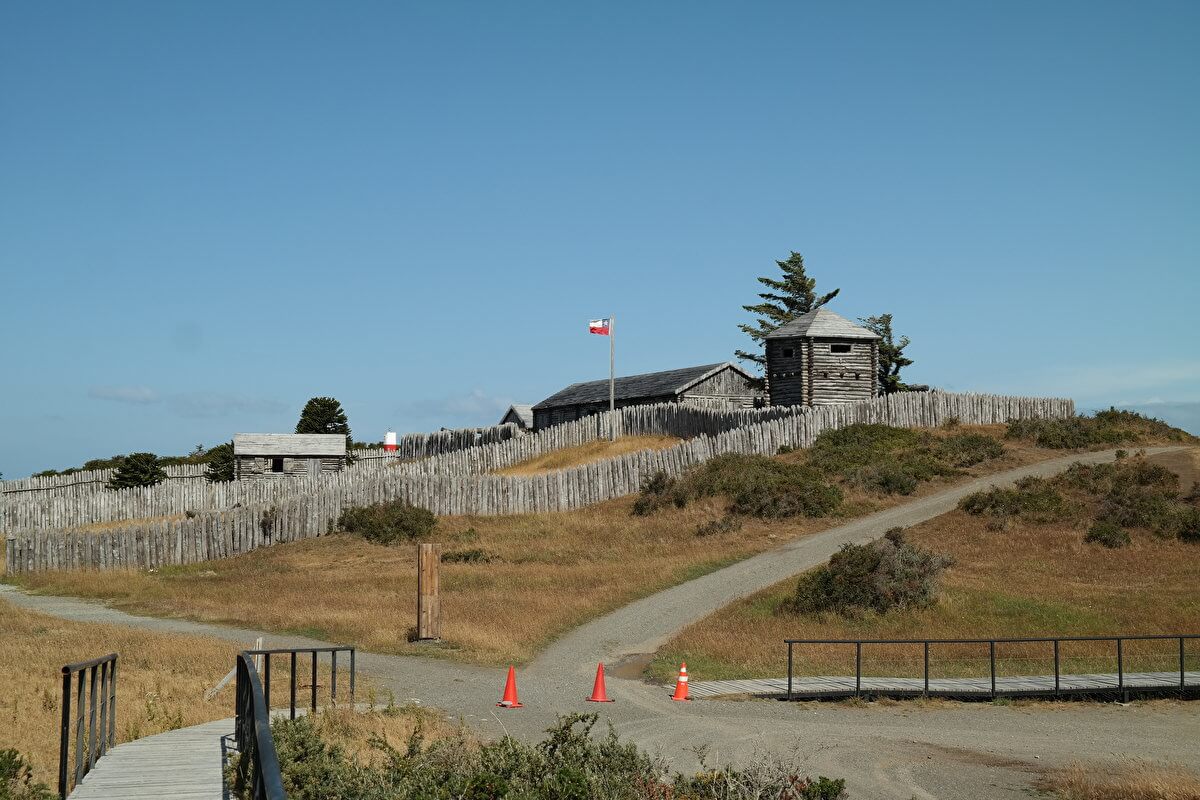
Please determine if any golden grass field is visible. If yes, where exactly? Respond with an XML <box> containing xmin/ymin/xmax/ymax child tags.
<box><xmin>0</xmin><ymin>597</ymin><xmax>397</xmax><ymax>789</ymax></box>
<box><xmin>1038</xmin><ymin>761</ymin><xmax>1200</xmax><ymax>800</ymax></box>
<box><xmin>493</xmin><ymin>434</ymin><xmax>681</xmax><ymax>475</ymax></box>
<box><xmin>6</xmin><ymin>427</ymin><xmax>1065</xmax><ymax>667</ymax></box>
<box><xmin>648</xmin><ymin>449</ymin><xmax>1200</xmax><ymax>682</ymax></box>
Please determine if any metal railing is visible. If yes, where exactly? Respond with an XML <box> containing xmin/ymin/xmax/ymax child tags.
<box><xmin>235</xmin><ymin>652</ymin><xmax>287</xmax><ymax>800</ymax></box>
<box><xmin>59</xmin><ymin>653</ymin><xmax>117</xmax><ymax>798</ymax></box>
<box><xmin>244</xmin><ymin>646</ymin><xmax>356</xmax><ymax>719</ymax></box>
<box><xmin>233</xmin><ymin>646</ymin><xmax>356</xmax><ymax>800</ymax></box>
<box><xmin>784</xmin><ymin>635</ymin><xmax>1200</xmax><ymax>701</ymax></box>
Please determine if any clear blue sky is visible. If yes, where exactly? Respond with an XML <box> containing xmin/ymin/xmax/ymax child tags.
<box><xmin>2</xmin><ymin>2</ymin><xmax>1197</xmax><ymax>478</ymax></box>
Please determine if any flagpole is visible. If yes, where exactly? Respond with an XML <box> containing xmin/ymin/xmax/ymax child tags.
<box><xmin>609</xmin><ymin>314</ymin><xmax>615</xmax><ymax>441</ymax></box>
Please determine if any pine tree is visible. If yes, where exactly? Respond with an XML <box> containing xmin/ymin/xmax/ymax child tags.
<box><xmin>859</xmin><ymin>313</ymin><xmax>913</xmax><ymax>394</ymax></box>
<box><xmin>107</xmin><ymin>452</ymin><xmax>166</xmax><ymax>490</ymax></box>
<box><xmin>296</xmin><ymin>396</ymin><xmax>353</xmax><ymax>452</ymax></box>
<box><xmin>204</xmin><ymin>442</ymin><xmax>235</xmax><ymax>483</ymax></box>
<box><xmin>736</xmin><ymin>251</ymin><xmax>840</xmax><ymax>374</ymax></box>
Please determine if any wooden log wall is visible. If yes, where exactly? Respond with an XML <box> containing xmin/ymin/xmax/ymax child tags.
<box><xmin>5</xmin><ymin>392</ymin><xmax>1074</xmax><ymax>574</ymax></box>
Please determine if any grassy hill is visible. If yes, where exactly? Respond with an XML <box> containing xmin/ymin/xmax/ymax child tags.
<box><xmin>7</xmin><ymin>422</ymin><xmax>1120</xmax><ymax>667</ymax></box>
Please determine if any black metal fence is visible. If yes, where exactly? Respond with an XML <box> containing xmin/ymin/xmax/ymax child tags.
<box><xmin>235</xmin><ymin>652</ymin><xmax>286</xmax><ymax>800</ymax></box>
<box><xmin>59</xmin><ymin>652</ymin><xmax>117</xmax><ymax>798</ymax></box>
<box><xmin>784</xmin><ymin>635</ymin><xmax>1200</xmax><ymax>701</ymax></box>
<box><xmin>233</xmin><ymin>646</ymin><xmax>356</xmax><ymax>800</ymax></box>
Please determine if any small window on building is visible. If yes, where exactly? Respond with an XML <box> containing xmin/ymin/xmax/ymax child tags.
<box><xmin>821</xmin><ymin>371</ymin><xmax>828</xmax><ymax>379</ymax></box>
<box><xmin>830</xmin><ymin>343</ymin><xmax>851</xmax><ymax>354</ymax></box>
<box><xmin>271</xmin><ymin>457</ymin><xmax>284</xmax><ymax>473</ymax></box>
<box><xmin>854</xmin><ymin>372</ymin><xmax>860</xmax><ymax>380</ymax></box>
<box><xmin>782</xmin><ymin>347</ymin><xmax>794</xmax><ymax>358</ymax></box>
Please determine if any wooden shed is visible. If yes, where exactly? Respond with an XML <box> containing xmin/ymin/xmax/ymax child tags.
<box><xmin>765</xmin><ymin>308</ymin><xmax>880</xmax><ymax>407</ymax></box>
<box><xmin>232</xmin><ymin>433</ymin><xmax>347</xmax><ymax>480</ymax></box>
<box><xmin>498</xmin><ymin>404</ymin><xmax>534</xmax><ymax>432</ymax></box>
<box><xmin>532</xmin><ymin>362</ymin><xmax>758</xmax><ymax>430</ymax></box>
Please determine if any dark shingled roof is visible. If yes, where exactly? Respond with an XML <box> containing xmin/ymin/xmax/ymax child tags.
<box><xmin>533</xmin><ymin>362</ymin><xmax>751</xmax><ymax>410</ymax></box>
<box><xmin>764</xmin><ymin>307</ymin><xmax>880</xmax><ymax>340</ymax></box>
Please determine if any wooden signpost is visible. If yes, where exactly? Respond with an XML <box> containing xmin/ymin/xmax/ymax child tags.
<box><xmin>416</xmin><ymin>543</ymin><xmax>442</xmax><ymax>640</ymax></box>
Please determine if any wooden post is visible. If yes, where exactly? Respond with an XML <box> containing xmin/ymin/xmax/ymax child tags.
<box><xmin>416</xmin><ymin>543</ymin><xmax>442</xmax><ymax>640</ymax></box>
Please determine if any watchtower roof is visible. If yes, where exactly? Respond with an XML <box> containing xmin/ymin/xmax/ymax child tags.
<box><xmin>764</xmin><ymin>308</ymin><xmax>879</xmax><ymax>340</ymax></box>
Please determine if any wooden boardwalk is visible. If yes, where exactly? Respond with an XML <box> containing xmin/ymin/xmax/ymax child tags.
<box><xmin>689</xmin><ymin>670</ymin><xmax>1200</xmax><ymax>699</ymax></box>
<box><xmin>68</xmin><ymin>718</ymin><xmax>232</xmax><ymax>799</ymax></box>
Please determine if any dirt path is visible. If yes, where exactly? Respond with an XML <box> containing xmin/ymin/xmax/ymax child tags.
<box><xmin>5</xmin><ymin>446</ymin><xmax>1197</xmax><ymax>799</ymax></box>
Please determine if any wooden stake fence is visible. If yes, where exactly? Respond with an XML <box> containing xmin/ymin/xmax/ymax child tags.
<box><xmin>4</xmin><ymin>392</ymin><xmax>1074</xmax><ymax>573</ymax></box>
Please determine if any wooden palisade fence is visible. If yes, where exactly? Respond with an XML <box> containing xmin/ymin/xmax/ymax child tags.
<box><xmin>5</xmin><ymin>392</ymin><xmax>1073</xmax><ymax>573</ymax></box>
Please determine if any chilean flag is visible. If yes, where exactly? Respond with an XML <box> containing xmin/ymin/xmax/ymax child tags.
<box><xmin>588</xmin><ymin>318</ymin><xmax>611</xmax><ymax>335</ymax></box>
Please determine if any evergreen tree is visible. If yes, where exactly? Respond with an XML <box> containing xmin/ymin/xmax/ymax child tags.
<box><xmin>296</xmin><ymin>396</ymin><xmax>353</xmax><ymax>452</ymax></box>
<box><xmin>204</xmin><ymin>442</ymin><xmax>235</xmax><ymax>483</ymax></box>
<box><xmin>736</xmin><ymin>251</ymin><xmax>840</xmax><ymax>374</ymax></box>
<box><xmin>860</xmin><ymin>313</ymin><xmax>913</xmax><ymax>394</ymax></box>
<box><xmin>107</xmin><ymin>452</ymin><xmax>166</xmax><ymax>490</ymax></box>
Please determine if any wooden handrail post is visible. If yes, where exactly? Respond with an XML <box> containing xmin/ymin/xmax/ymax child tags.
<box><xmin>417</xmin><ymin>543</ymin><xmax>442</xmax><ymax>641</ymax></box>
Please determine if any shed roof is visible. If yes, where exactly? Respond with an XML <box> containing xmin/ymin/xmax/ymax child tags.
<box><xmin>500</xmin><ymin>404</ymin><xmax>535</xmax><ymax>428</ymax></box>
<box><xmin>533</xmin><ymin>362</ymin><xmax>753</xmax><ymax>410</ymax></box>
<box><xmin>764</xmin><ymin>308</ymin><xmax>880</xmax><ymax>340</ymax></box>
<box><xmin>233</xmin><ymin>433</ymin><xmax>347</xmax><ymax>457</ymax></box>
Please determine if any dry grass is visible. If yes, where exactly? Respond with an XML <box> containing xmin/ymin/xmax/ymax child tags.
<box><xmin>0</xmin><ymin>597</ymin><xmax>242</xmax><ymax>787</ymax></box>
<box><xmin>648</xmin><ymin>449</ymin><xmax>1200</xmax><ymax>682</ymax></box>
<box><xmin>494</xmin><ymin>434</ymin><xmax>681</xmax><ymax>475</ymax></box>
<box><xmin>302</xmin><ymin>705</ymin><xmax>463</xmax><ymax>767</ymax></box>
<box><xmin>6</xmin><ymin>427</ymin><xmax>1073</xmax><ymax>668</ymax></box>
<box><xmin>1037</xmin><ymin>761</ymin><xmax>1200</xmax><ymax>799</ymax></box>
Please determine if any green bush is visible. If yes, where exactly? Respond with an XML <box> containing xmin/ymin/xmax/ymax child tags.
<box><xmin>695</xmin><ymin>515</ymin><xmax>742</xmax><ymax>537</ymax></box>
<box><xmin>261</xmin><ymin>713</ymin><xmax>846</xmax><ymax>800</ymax></box>
<box><xmin>633</xmin><ymin>456</ymin><xmax>842</xmax><ymax>519</ymax></box>
<box><xmin>937</xmin><ymin>433</ymin><xmax>1005</xmax><ymax>468</ymax></box>
<box><xmin>338</xmin><ymin>500</ymin><xmax>436</xmax><ymax>545</ymax></box>
<box><xmin>958</xmin><ymin>477</ymin><xmax>1075</xmax><ymax>524</ymax></box>
<box><xmin>442</xmin><ymin>548</ymin><xmax>496</xmax><ymax>564</ymax></box>
<box><xmin>1085</xmin><ymin>521</ymin><xmax>1131</xmax><ymax>548</ymax></box>
<box><xmin>204</xmin><ymin>442</ymin><xmax>235</xmax><ymax>483</ymax></box>
<box><xmin>780</xmin><ymin>528</ymin><xmax>952</xmax><ymax>616</ymax></box>
<box><xmin>1004</xmin><ymin>409</ymin><xmax>1193</xmax><ymax>449</ymax></box>
<box><xmin>0</xmin><ymin>749</ymin><xmax>53</xmax><ymax>800</ymax></box>
<box><xmin>107</xmin><ymin>452</ymin><xmax>167</xmax><ymax>490</ymax></box>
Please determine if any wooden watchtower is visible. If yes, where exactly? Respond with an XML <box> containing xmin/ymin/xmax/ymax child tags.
<box><xmin>764</xmin><ymin>308</ymin><xmax>880</xmax><ymax>407</ymax></box>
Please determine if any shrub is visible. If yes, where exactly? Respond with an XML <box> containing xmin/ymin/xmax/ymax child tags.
<box><xmin>263</xmin><ymin>713</ymin><xmax>846</xmax><ymax>800</ymax></box>
<box><xmin>338</xmin><ymin>500</ymin><xmax>436</xmax><ymax>545</ymax></box>
<box><xmin>107</xmin><ymin>452</ymin><xmax>167</xmax><ymax>490</ymax></box>
<box><xmin>807</xmin><ymin>424</ymin><xmax>925</xmax><ymax>476</ymax></box>
<box><xmin>937</xmin><ymin>433</ymin><xmax>1005</xmax><ymax>468</ymax></box>
<box><xmin>1085</xmin><ymin>521</ymin><xmax>1131</xmax><ymax>548</ymax></box>
<box><xmin>442</xmin><ymin>548</ymin><xmax>496</xmax><ymax>564</ymax></box>
<box><xmin>1163</xmin><ymin>506</ymin><xmax>1200</xmax><ymax>543</ymax></box>
<box><xmin>0</xmin><ymin>749</ymin><xmax>53</xmax><ymax>800</ymax></box>
<box><xmin>1004</xmin><ymin>409</ymin><xmax>1194</xmax><ymax>449</ymax></box>
<box><xmin>634</xmin><ymin>456</ymin><xmax>842</xmax><ymax>519</ymax></box>
<box><xmin>632</xmin><ymin>471</ymin><xmax>681</xmax><ymax>516</ymax></box>
<box><xmin>695</xmin><ymin>515</ymin><xmax>742</xmax><ymax>537</ymax></box>
<box><xmin>780</xmin><ymin>528</ymin><xmax>952</xmax><ymax>616</ymax></box>
<box><xmin>958</xmin><ymin>478</ymin><xmax>1074</xmax><ymax>524</ymax></box>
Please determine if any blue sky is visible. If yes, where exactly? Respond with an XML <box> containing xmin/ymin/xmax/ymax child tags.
<box><xmin>2</xmin><ymin>1</ymin><xmax>1197</xmax><ymax>478</ymax></box>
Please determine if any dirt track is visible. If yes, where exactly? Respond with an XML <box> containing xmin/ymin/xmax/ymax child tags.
<box><xmin>5</xmin><ymin>446</ymin><xmax>1197</xmax><ymax>799</ymax></box>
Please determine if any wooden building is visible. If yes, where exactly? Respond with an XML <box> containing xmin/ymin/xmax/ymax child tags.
<box><xmin>532</xmin><ymin>362</ymin><xmax>757</xmax><ymax>430</ymax></box>
<box><xmin>765</xmin><ymin>308</ymin><xmax>880</xmax><ymax>407</ymax></box>
<box><xmin>232</xmin><ymin>433</ymin><xmax>347</xmax><ymax>480</ymax></box>
<box><xmin>498</xmin><ymin>404</ymin><xmax>534</xmax><ymax>432</ymax></box>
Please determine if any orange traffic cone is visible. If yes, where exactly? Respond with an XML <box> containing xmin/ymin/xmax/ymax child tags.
<box><xmin>497</xmin><ymin>666</ymin><xmax>523</xmax><ymax>708</ymax></box>
<box><xmin>587</xmin><ymin>662</ymin><xmax>615</xmax><ymax>702</ymax></box>
<box><xmin>670</xmin><ymin>662</ymin><xmax>690</xmax><ymax>701</ymax></box>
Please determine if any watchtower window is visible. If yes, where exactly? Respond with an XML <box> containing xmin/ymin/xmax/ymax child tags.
<box><xmin>270</xmin><ymin>457</ymin><xmax>284</xmax><ymax>473</ymax></box>
<box><xmin>782</xmin><ymin>347</ymin><xmax>794</xmax><ymax>358</ymax></box>
<box><xmin>830</xmin><ymin>343</ymin><xmax>851</xmax><ymax>354</ymax></box>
